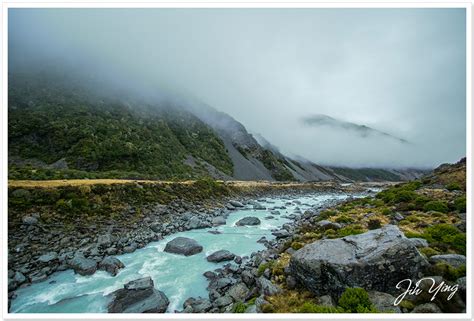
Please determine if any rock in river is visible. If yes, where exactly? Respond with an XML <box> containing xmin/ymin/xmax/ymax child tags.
<box><xmin>235</xmin><ymin>217</ymin><xmax>261</xmax><ymax>226</ymax></box>
<box><xmin>108</xmin><ymin>276</ymin><xmax>169</xmax><ymax>313</ymax></box>
<box><xmin>289</xmin><ymin>225</ymin><xmax>428</xmax><ymax>297</ymax></box>
<box><xmin>68</xmin><ymin>253</ymin><xmax>97</xmax><ymax>276</ymax></box>
<box><xmin>229</xmin><ymin>200</ymin><xmax>244</xmax><ymax>207</ymax></box>
<box><xmin>164</xmin><ymin>237</ymin><xmax>203</xmax><ymax>256</ymax></box>
<box><xmin>206</xmin><ymin>250</ymin><xmax>236</xmax><ymax>263</ymax></box>
<box><xmin>98</xmin><ymin>256</ymin><xmax>125</xmax><ymax>276</ymax></box>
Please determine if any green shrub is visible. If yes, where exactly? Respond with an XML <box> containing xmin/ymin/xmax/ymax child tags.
<box><xmin>404</xmin><ymin>181</ymin><xmax>422</xmax><ymax>191</ymax></box>
<box><xmin>423</xmin><ymin>224</ymin><xmax>466</xmax><ymax>254</ymax></box>
<box><xmin>291</xmin><ymin>241</ymin><xmax>304</xmax><ymax>250</ymax></box>
<box><xmin>454</xmin><ymin>196</ymin><xmax>466</xmax><ymax>212</ymax></box>
<box><xmin>429</xmin><ymin>263</ymin><xmax>466</xmax><ymax>281</ymax></box>
<box><xmin>232</xmin><ymin>302</ymin><xmax>247</xmax><ymax>313</ymax></box>
<box><xmin>419</xmin><ymin>247</ymin><xmax>440</xmax><ymax>258</ymax></box>
<box><xmin>257</xmin><ymin>261</ymin><xmax>273</xmax><ymax>276</ymax></box>
<box><xmin>398</xmin><ymin>300</ymin><xmax>415</xmax><ymax>311</ymax></box>
<box><xmin>423</xmin><ymin>201</ymin><xmax>449</xmax><ymax>213</ymax></box>
<box><xmin>380</xmin><ymin>207</ymin><xmax>392</xmax><ymax>216</ymax></box>
<box><xmin>338</xmin><ymin>225</ymin><xmax>366</xmax><ymax>237</ymax></box>
<box><xmin>404</xmin><ymin>231</ymin><xmax>424</xmax><ymax>238</ymax></box>
<box><xmin>367</xmin><ymin>219</ymin><xmax>381</xmax><ymax>230</ymax></box>
<box><xmin>261</xmin><ymin>304</ymin><xmax>275</xmax><ymax>313</ymax></box>
<box><xmin>414</xmin><ymin>196</ymin><xmax>431</xmax><ymax>209</ymax></box>
<box><xmin>318</xmin><ymin>210</ymin><xmax>337</xmax><ymax>220</ymax></box>
<box><xmin>446</xmin><ymin>182</ymin><xmax>461</xmax><ymax>191</ymax></box>
<box><xmin>394</xmin><ymin>190</ymin><xmax>417</xmax><ymax>203</ymax></box>
<box><xmin>335</xmin><ymin>215</ymin><xmax>353</xmax><ymax>224</ymax></box>
<box><xmin>338</xmin><ymin>288</ymin><xmax>376</xmax><ymax>313</ymax></box>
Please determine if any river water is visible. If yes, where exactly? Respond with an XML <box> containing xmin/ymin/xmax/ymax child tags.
<box><xmin>11</xmin><ymin>192</ymin><xmax>352</xmax><ymax>313</ymax></box>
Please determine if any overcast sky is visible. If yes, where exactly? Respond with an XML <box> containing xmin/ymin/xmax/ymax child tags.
<box><xmin>9</xmin><ymin>8</ymin><xmax>466</xmax><ymax>168</ymax></box>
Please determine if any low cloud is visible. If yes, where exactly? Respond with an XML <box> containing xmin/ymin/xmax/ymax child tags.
<box><xmin>8</xmin><ymin>8</ymin><xmax>467</xmax><ymax>168</ymax></box>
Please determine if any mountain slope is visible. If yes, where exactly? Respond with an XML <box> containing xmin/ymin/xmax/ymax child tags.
<box><xmin>8</xmin><ymin>74</ymin><xmax>233</xmax><ymax>180</ymax></box>
<box><xmin>8</xmin><ymin>72</ymin><xmax>430</xmax><ymax>182</ymax></box>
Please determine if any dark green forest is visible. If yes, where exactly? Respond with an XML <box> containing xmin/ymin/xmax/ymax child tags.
<box><xmin>8</xmin><ymin>73</ymin><xmax>233</xmax><ymax>180</ymax></box>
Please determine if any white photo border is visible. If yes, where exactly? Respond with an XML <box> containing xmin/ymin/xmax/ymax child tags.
<box><xmin>1</xmin><ymin>1</ymin><xmax>472</xmax><ymax>321</ymax></box>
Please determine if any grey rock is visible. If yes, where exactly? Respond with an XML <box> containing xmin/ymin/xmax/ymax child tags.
<box><xmin>186</xmin><ymin>216</ymin><xmax>211</xmax><ymax>230</ymax></box>
<box><xmin>229</xmin><ymin>200</ymin><xmax>244</xmax><ymax>207</ymax></box>
<box><xmin>38</xmin><ymin>252</ymin><xmax>58</xmax><ymax>263</ymax></box>
<box><xmin>211</xmin><ymin>216</ymin><xmax>226</xmax><ymax>226</ymax></box>
<box><xmin>183</xmin><ymin>297</ymin><xmax>212</xmax><ymax>313</ymax></box>
<box><xmin>228</xmin><ymin>283</ymin><xmax>249</xmax><ymax>301</ymax></box>
<box><xmin>286</xmin><ymin>275</ymin><xmax>297</xmax><ymax>289</ymax></box>
<box><xmin>393</xmin><ymin>212</ymin><xmax>404</xmax><ymax>221</ymax></box>
<box><xmin>255</xmin><ymin>295</ymin><xmax>269</xmax><ymax>313</ymax></box>
<box><xmin>150</xmin><ymin>223</ymin><xmax>162</xmax><ymax>233</ymax></box>
<box><xmin>318</xmin><ymin>295</ymin><xmax>336</xmax><ymax>307</ymax></box>
<box><xmin>164</xmin><ymin>237</ymin><xmax>203</xmax><ymax>256</ymax></box>
<box><xmin>98</xmin><ymin>256</ymin><xmax>125</xmax><ymax>276</ymax></box>
<box><xmin>368</xmin><ymin>291</ymin><xmax>401</xmax><ymax>313</ymax></box>
<box><xmin>316</xmin><ymin>220</ymin><xmax>342</xmax><ymax>230</ymax></box>
<box><xmin>206</xmin><ymin>250</ymin><xmax>236</xmax><ymax>263</ymax></box>
<box><xmin>272</xmin><ymin>229</ymin><xmax>290</xmax><ymax>239</ymax></box>
<box><xmin>245</xmin><ymin>305</ymin><xmax>257</xmax><ymax>313</ymax></box>
<box><xmin>253</xmin><ymin>203</ymin><xmax>266</xmax><ymax>210</ymax></box>
<box><xmin>289</xmin><ymin>225</ymin><xmax>428</xmax><ymax>297</ymax></box>
<box><xmin>235</xmin><ymin>217</ymin><xmax>261</xmax><ymax>226</ymax></box>
<box><xmin>409</xmin><ymin>238</ymin><xmax>429</xmax><ymax>248</ymax></box>
<box><xmin>123</xmin><ymin>243</ymin><xmax>137</xmax><ymax>253</ymax></box>
<box><xmin>108</xmin><ymin>277</ymin><xmax>169</xmax><ymax>313</ymax></box>
<box><xmin>213</xmin><ymin>277</ymin><xmax>233</xmax><ymax>290</ymax></box>
<box><xmin>68</xmin><ymin>253</ymin><xmax>97</xmax><ymax>276</ymax></box>
<box><xmin>203</xmin><ymin>271</ymin><xmax>216</xmax><ymax>279</ymax></box>
<box><xmin>13</xmin><ymin>271</ymin><xmax>27</xmax><ymax>285</ymax></box>
<box><xmin>214</xmin><ymin>295</ymin><xmax>233</xmax><ymax>308</ymax></box>
<box><xmin>241</xmin><ymin>270</ymin><xmax>256</xmax><ymax>287</ymax></box>
<box><xmin>22</xmin><ymin>216</ymin><xmax>38</xmax><ymax>225</ymax></box>
<box><xmin>256</xmin><ymin>277</ymin><xmax>281</xmax><ymax>296</ymax></box>
<box><xmin>429</xmin><ymin>254</ymin><xmax>466</xmax><ymax>268</ymax></box>
<box><xmin>411</xmin><ymin>303</ymin><xmax>442</xmax><ymax>313</ymax></box>
<box><xmin>97</xmin><ymin>234</ymin><xmax>112</xmax><ymax>248</ymax></box>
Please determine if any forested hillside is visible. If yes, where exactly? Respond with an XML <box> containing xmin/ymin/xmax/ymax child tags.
<box><xmin>8</xmin><ymin>73</ymin><xmax>233</xmax><ymax>180</ymax></box>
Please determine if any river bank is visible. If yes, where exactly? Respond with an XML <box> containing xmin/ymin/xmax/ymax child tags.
<box><xmin>8</xmin><ymin>179</ymin><xmax>379</xmax><ymax>311</ymax></box>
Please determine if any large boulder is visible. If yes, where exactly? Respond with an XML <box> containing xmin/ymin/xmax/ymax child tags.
<box><xmin>235</xmin><ymin>217</ymin><xmax>261</xmax><ymax>226</ymax></box>
<box><xmin>206</xmin><ymin>250</ymin><xmax>236</xmax><ymax>263</ymax></box>
<box><xmin>68</xmin><ymin>253</ymin><xmax>97</xmax><ymax>276</ymax></box>
<box><xmin>164</xmin><ymin>237</ymin><xmax>203</xmax><ymax>256</ymax></box>
<box><xmin>289</xmin><ymin>225</ymin><xmax>428</xmax><ymax>297</ymax></box>
<box><xmin>98</xmin><ymin>256</ymin><xmax>125</xmax><ymax>276</ymax></box>
<box><xmin>108</xmin><ymin>276</ymin><xmax>169</xmax><ymax>313</ymax></box>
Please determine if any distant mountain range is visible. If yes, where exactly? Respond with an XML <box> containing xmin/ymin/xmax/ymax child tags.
<box><xmin>302</xmin><ymin>114</ymin><xmax>409</xmax><ymax>144</ymax></box>
<box><xmin>8</xmin><ymin>72</ymin><xmax>428</xmax><ymax>182</ymax></box>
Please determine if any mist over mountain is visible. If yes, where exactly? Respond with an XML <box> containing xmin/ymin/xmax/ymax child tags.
<box><xmin>8</xmin><ymin>9</ymin><xmax>466</xmax><ymax>173</ymax></box>
<box><xmin>302</xmin><ymin>114</ymin><xmax>409</xmax><ymax>144</ymax></box>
